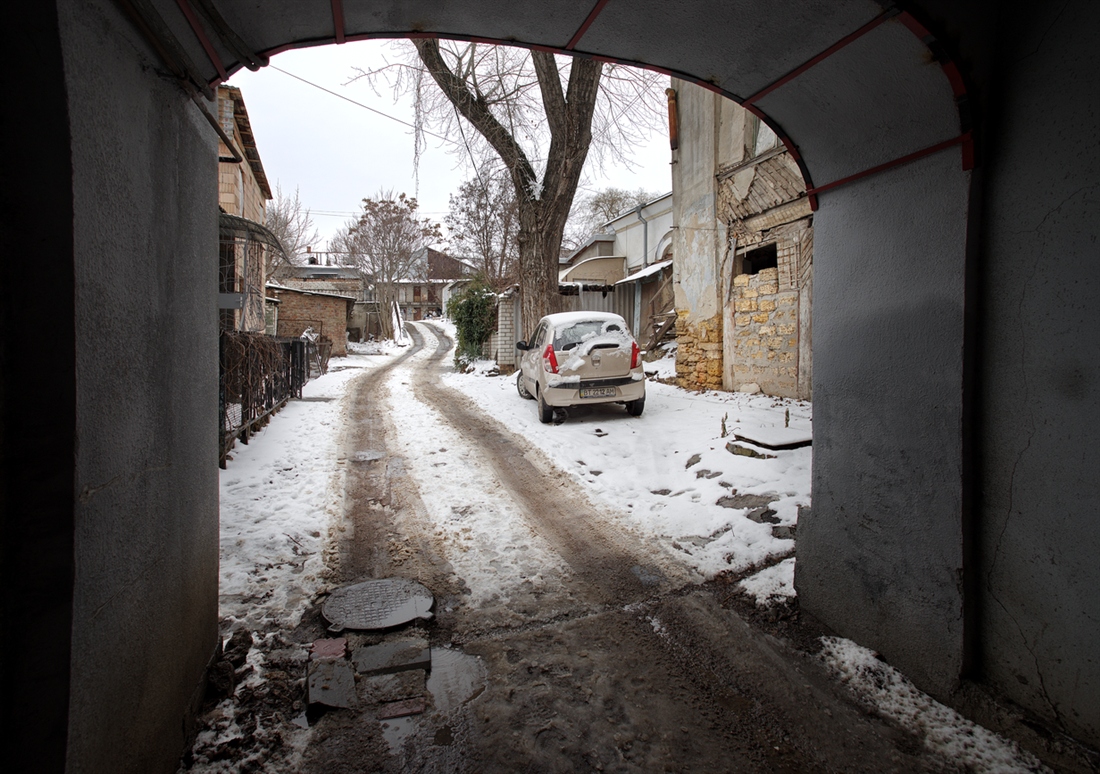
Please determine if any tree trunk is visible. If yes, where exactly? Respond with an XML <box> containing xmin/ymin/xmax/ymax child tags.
<box><xmin>517</xmin><ymin>199</ymin><xmax>568</xmax><ymax>335</ymax></box>
<box><xmin>413</xmin><ymin>39</ymin><xmax>602</xmax><ymax>339</ymax></box>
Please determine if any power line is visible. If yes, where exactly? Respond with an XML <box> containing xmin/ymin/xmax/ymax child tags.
<box><xmin>269</xmin><ymin>65</ymin><xmax>459</xmax><ymax>147</ymax></box>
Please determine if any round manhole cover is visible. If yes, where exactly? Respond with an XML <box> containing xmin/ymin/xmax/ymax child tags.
<box><xmin>322</xmin><ymin>578</ymin><xmax>434</xmax><ymax>633</ymax></box>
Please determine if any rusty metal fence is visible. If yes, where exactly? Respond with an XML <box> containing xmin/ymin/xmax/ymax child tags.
<box><xmin>219</xmin><ymin>331</ymin><xmax>318</xmax><ymax>467</ymax></box>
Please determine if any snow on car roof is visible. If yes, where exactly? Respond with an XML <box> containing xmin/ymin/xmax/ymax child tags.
<box><xmin>542</xmin><ymin>311</ymin><xmax>627</xmax><ymax>328</ymax></box>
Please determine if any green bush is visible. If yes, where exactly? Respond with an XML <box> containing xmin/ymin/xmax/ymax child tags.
<box><xmin>448</xmin><ymin>278</ymin><xmax>497</xmax><ymax>370</ymax></box>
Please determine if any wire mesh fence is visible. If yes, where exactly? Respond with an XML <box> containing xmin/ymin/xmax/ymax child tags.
<box><xmin>219</xmin><ymin>331</ymin><xmax>319</xmax><ymax>467</ymax></box>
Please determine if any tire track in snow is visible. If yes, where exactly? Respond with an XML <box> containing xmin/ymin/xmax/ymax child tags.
<box><xmin>383</xmin><ymin>328</ymin><xmax>576</xmax><ymax>620</ymax></box>
<box><xmin>401</xmin><ymin>323</ymin><xmax>693</xmax><ymax>609</ymax></box>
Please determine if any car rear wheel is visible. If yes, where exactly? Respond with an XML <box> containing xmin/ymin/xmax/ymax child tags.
<box><xmin>627</xmin><ymin>397</ymin><xmax>645</xmax><ymax>417</ymax></box>
<box><xmin>517</xmin><ymin>371</ymin><xmax>533</xmax><ymax>399</ymax></box>
<box><xmin>537</xmin><ymin>391</ymin><xmax>553</xmax><ymax>423</ymax></box>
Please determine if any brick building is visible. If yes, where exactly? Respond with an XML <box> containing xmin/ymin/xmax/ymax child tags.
<box><xmin>266</xmin><ymin>284</ymin><xmax>355</xmax><ymax>356</ymax></box>
<box><xmin>670</xmin><ymin>79</ymin><xmax>813</xmax><ymax>399</ymax></box>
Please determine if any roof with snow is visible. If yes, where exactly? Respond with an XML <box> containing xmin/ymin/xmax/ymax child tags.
<box><xmin>615</xmin><ymin>259</ymin><xmax>673</xmax><ymax>285</ymax></box>
<box><xmin>265</xmin><ymin>283</ymin><xmax>356</xmax><ymax>302</ymax></box>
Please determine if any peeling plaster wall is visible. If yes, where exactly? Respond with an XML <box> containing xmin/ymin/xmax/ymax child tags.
<box><xmin>976</xmin><ymin>0</ymin><xmax>1099</xmax><ymax>744</ymax></box>
<box><xmin>671</xmin><ymin>84</ymin><xmax>726</xmax><ymax>390</ymax></box>
<box><xmin>671</xmin><ymin>84</ymin><xmax>723</xmax><ymax>327</ymax></box>
<box><xmin>59</xmin><ymin>1</ymin><xmax>221</xmax><ymax>771</ymax></box>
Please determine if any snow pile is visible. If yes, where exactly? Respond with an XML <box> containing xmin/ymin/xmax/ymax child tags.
<box><xmin>218</xmin><ymin>352</ymin><xmax>382</xmax><ymax>632</ymax></box>
<box><xmin>737</xmin><ymin>557</ymin><xmax>796</xmax><ymax>605</ymax></box>
<box><xmin>819</xmin><ymin>637</ymin><xmax>1050</xmax><ymax>773</ymax></box>
<box><xmin>644</xmin><ymin>348</ymin><xmax>678</xmax><ymax>381</ymax></box>
<box><xmin>441</xmin><ymin>342</ymin><xmax>811</xmax><ymax>583</ymax></box>
<box><xmin>348</xmin><ymin>338</ymin><xmax>402</xmax><ymax>356</ymax></box>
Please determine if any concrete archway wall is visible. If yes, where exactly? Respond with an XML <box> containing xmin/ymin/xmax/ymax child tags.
<box><xmin>6</xmin><ymin>1</ymin><xmax>1096</xmax><ymax>771</ymax></box>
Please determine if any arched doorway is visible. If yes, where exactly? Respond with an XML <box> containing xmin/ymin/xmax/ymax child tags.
<box><xmin>7</xmin><ymin>1</ymin><xmax>1096</xmax><ymax>770</ymax></box>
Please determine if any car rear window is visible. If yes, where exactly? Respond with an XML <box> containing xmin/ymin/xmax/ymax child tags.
<box><xmin>553</xmin><ymin>320</ymin><xmax>628</xmax><ymax>351</ymax></box>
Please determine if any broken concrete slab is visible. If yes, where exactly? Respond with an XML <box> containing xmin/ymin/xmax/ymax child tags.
<box><xmin>358</xmin><ymin>669</ymin><xmax>427</xmax><ymax>705</ymax></box>
<box><xmin>378</xmin><ymin>697</ymin><xmax>427</xmax><ymax>719</ymax></box>
<box><xmin>353</xmin><ymin>637</ymin><xmax>430</xmax><ymax>676</ymax></box>
<box><xmin>322</xmin><ymin>578</ymin><xmax>434</xmax><ymax>633</ymax></box>
<box><xmin>311</xmin><ymin>637</ymin><xmax>347</xmax><ymax>661</ymax></box>
<box><xmin>307</xmin><ymin>659</ymin><xmax>356</xmax><ymax>709</ymax></box>
<box><xmin>733</xmin><ymin>426</ymin><xmax>812</xmax><ymax>450</ymax></box>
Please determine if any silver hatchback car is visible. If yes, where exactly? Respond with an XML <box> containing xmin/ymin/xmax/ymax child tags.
<box><xmin>515</xmin><ymin>312</ymin><xmax>646</xmax><ymax>423</ymax></box>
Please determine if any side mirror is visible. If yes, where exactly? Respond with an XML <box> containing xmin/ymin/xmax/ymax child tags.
<box><xmin>515</xmin><ymin>341</ymin><xmax>530</xmax><ymax>351</ymax></box>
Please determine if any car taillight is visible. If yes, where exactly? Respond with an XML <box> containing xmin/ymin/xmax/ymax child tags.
<box><xmin>542</xmin><ymin>344</ymin><xmax>559</xmax><ymax>374</ymax></box>
<box><xmin>630</xmin><ymin>341</ymin><xmax>641</xmax><ymax>369</ymax></box>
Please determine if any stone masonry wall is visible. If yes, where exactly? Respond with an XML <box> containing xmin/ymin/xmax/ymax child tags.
<box><xmin>730</xmin><ymin>266</ymin><xmax>799</xmax><ymax>397</ymax></box>
<box><xmin>675</xmin><ymin>312</ymin><xmax>724</xmax><ymax>390</ymax></box>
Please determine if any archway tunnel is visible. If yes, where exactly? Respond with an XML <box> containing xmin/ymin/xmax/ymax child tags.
<box><xmin>5</xmin><ymin>1</ymin><xmax>1097</xmax><ymax>770</ymax></box>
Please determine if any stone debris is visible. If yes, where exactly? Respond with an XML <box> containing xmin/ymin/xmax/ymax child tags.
<box><xmin>716</xmin><ymin>491</ymin><xmax>778</xmax><ymax>510</ymax></box>
<box><xmin>685</xmin><ymin>453</ymin><xmax>702</xmax><ymax>469</ymax></box>
<box><xmin>310</xmin><ymin>637</ymin><xmax>347</xmax><ymax>661</ymax></box>
<box><xmin>223</xmin><ymin>629</ymin><xmax>253</xmax><ymax>668</ymax></box>
<box><xmin>746</xmin><ymin>507</ymin><xmax>780</xmax><ymax>525</ymax></box>
<box><xmin>353</xmin><ymin>637</ymin><xmax>431</xmax><ymax>676</ymax></box>
<box><xmin>725</xmin><ymin>441</ymin><xmax>776</xmax><ymax>459</ymax></box>
<box><xmin>307</xmin><ymin>659</ymin><xmax>356</xmax><ymax>709</ymax></box>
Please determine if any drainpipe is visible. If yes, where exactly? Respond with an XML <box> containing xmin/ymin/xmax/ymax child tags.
<box><xmin>633</xmin><ymin>204</ymin><xmax>649</xmax><ymax>336</ymax></box>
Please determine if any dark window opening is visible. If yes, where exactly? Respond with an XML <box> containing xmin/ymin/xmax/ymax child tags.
<box><xmin>742</xmin><ymin>243</ymin><xmax>777</xmax><ymax>276</ymax></box>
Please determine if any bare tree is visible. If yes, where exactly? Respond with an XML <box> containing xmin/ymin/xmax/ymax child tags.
<box><xmin>355</xmin><ymin>41</ymin><xmax>666</xmax><ymax>331</ymax></box>
<box><xmin>342</xmin><ymin>191</ymin><xmax>441</xmax><ymax>339</ymax></box>
<box><xmin>565</xmin><ymin>186</ymin><xmax>663</xmax><ymax>249</ymax></box>
<box><xmin>265</xmin><ymin>183</ymin><xmax>319</xmax><ymax>279</ymax></box>
<box><xmin>445</xmin><ymin>171</ymin><xmax>519</xmax><ymax>291</ymax></box>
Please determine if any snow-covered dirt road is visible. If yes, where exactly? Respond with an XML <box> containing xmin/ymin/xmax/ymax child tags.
<box><xmin>185</xmin><ymin>323</ymin><xmax>1052</xmax><ymax>774</ymax></box>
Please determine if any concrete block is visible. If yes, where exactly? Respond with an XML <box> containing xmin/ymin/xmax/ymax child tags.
<box><xmin>307</xmin><ymin>659</ymin><xmax>356</xmax><ymax>709</ymax></box>
<box><xmin>378</xmin><ymin>697</ymin><xmax>427</xmax><ymax>719</ymax></box>
<box><xmin>352</xmin><ymin>638</ymin><xmax>430</xmax><ymax>676</ymax></box>
<box><xmin>358</xmin><ymin>669</ymin><xmax>427</xmax><ymax>705</ymax></box>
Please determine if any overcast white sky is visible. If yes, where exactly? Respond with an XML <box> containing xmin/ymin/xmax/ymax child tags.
<box><xmin>228</xmin><ymin>40</ymin><xmax>674</xmax><ymax>247</ymax></box>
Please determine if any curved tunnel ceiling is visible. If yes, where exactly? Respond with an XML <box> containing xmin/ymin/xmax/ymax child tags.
<box><xmin>128</xmin><ymin>0</ymin><xmax>972</xmax><ymax>208</ymax></box>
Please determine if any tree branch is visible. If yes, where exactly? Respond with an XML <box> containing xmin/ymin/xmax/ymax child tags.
<box><xmin>414</xmin><ymin>38</ymin><xmax>539</xmax><ymax>201</ymax></box>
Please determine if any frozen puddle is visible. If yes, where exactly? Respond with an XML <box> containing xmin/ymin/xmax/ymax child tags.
<box><xmin>381</xmin><ymin>647</ymin><xmax>487</xmax><ymax>753</ymax></box>
<box><xmin>427</xmin><ymin>647</ymin><xmax>487</xmax><ymax>714</ymax></box>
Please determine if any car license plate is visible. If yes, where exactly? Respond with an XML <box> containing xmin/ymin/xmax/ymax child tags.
<box><xmin>580</xmin><ymin>387</ymin><xmax>617</xmax><ymax>398</ymax></box>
